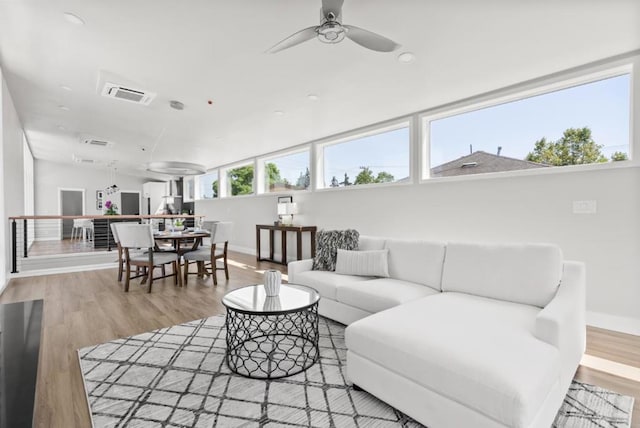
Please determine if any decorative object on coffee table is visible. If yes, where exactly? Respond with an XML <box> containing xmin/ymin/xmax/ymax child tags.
<box><xmin>262</xmin><ymin>296</ymin><xmax>282</xmax><ymax>311</ymax></box>
<box><xmin>264</xmin><ymin>269</ymin><xmax>281</xmax><ymax>296</ymax></box>
<box><xmin>222</xmin><ymin>283</ymin><xmax>320</xmax><ymax>379</ymax></box>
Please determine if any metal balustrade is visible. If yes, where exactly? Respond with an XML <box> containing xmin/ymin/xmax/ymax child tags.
<box><xmin>8</xmin><ymin>215</ymin><xmax>202</xmax><ymax>273</ymax></box>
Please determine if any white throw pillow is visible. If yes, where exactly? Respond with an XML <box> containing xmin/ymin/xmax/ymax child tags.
<box><xmin>335</xmin><ymin>249</ymin><xmax>390</xmax><ymax>278</ymax></box>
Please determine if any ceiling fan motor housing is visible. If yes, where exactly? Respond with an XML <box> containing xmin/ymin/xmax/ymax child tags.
<box><xmin>317</xmin><ymin>21</ymin><xmax>346</xmax><ymax>43</ymax></box>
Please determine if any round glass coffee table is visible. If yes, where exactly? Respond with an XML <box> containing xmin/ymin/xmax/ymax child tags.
<box><xmin>222</xmin><ymin>283</ymin><xmax>320</xmax><ymax>379</ymax></box>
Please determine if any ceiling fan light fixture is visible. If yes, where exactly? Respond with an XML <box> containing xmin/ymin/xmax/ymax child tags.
<box><xmin>267</xmin><ymin>0</ymin><xmax>399</xmax><ymax>53</ymax></box>
<box><xmin>317</xmin><ymin>22</ymin><xmax>346</xmax><ymax>44</ymax></box>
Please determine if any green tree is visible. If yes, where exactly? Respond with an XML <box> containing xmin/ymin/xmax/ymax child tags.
<box><xmin>611</xmin><ymin>151</ymin><xmax>628</xmax><ymax>161</ymax></box>
<box><xmin>355</xmin><ymin>166</ymin><xmax>395</xmax><ymax>185</ymax></box>
<box><xmin>265</xmin><ymin>162</ymin><xmax>282</xmax><ymax>190</ymax></box>
<box><xmin>211</xmin><ymin>180</ymin><xmax>218</xmax><ymax>198</ymax></box>
<box><xmin>341</xmin><ymin>173</ymin><xmax>352</xmax><ymax>186</ymax></box>
<box><xmin>525</xmin><ymin>127</ymin><xmax>607</xmax><ymax>166</ymax></box>
<box><xmin>228</xmin><ymin>165</ymin><xmax>254</xmax><ymax>195</ymax></box>
<box><xmin>295</xmin><ymin>167</ymin><xmax>311</xmax><ymax>189</ymax></box>
<box><xmin>375</xmin><ymin>171</ymin><xmax>395</xmax><ymax>183</ymax></box>
<box><xmin>265</xmin><ymin>162</ymin><xmax>281</xmax><ymax>184</ymax></box>
<box><xmin>354</xmin><ymin>167</ymin><xmax>375</xmax><ymax>184</ymax></box>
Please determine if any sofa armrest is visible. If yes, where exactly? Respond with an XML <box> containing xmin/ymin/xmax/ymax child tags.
<box><xmin>535</xmin><ymin>261</ymin><xmax>586</xmax><ymax>354</ymax></box>
<box><xmin>287</xmin><ymin>259</ymin><xmax>313</xmax><ymax>284</ymax></box>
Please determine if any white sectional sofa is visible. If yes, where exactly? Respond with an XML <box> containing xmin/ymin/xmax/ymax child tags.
<box><xmin>287</xmin><ymin>236</ymin><xmax>586</xmax><ymax>428</ymax></box>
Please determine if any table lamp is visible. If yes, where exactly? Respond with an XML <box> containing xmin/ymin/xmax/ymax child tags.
<box><xmin>284</xmin><ymin>202</ymin><xmax>298</xmax><ymax>225</ymax></box>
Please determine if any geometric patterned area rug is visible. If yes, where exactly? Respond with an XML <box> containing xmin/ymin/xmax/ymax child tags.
<box><xmin>78</xmin><ymin>315</ymin><xmax>634</xmax><ymax>428</ymax></box>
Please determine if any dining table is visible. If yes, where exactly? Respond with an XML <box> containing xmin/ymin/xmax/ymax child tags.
<box><xmin>153</xmin><ymin>229</ymin><xmax>210</xmax><ymax>256</ymax></box>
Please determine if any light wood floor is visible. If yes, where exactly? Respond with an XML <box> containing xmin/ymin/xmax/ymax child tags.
<box><xmin>1</xmin><ymin>251</ymin><xmax>638</xmax><ymax>428</ymax></box>
<box><xmin>28</xmin><ymin>238</ymin><xmax>102</xmax><ymax>256</ymax></box>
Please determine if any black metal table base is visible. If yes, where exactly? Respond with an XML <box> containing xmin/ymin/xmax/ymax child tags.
<box><xmin>225</xmin><ymin>303</ymin><xmax>319</xmax><ymax>379</ymax></box>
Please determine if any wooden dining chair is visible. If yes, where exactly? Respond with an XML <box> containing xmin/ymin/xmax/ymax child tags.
<box><xmin>111</xmin><ymin>223</ymin><xmax>148</xmax><ymax>282</ymax></box>
<box><xmin>183</xmin><ymin>221</ymin><xmax>233</xmax><ymax>286</ymax></box>
<box><xmin>110</xmin><ymin>223</ymin><xmax>125</xmax><ymax>281</ymax></box>
<box><xmin>117</xmin><ymin>223</ymin><xmax>182</xmax><ymax>292</ymax></box>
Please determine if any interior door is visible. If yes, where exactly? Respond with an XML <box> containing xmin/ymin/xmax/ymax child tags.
<box><xmin>60</xmin><ymin>190</ymin><xmax>83</xmax><ymax>238</ymax></box>
<box><xmin>120</xmin><ymin>192</ymin><xmax>140</xmax><ymax>215</ymax></box>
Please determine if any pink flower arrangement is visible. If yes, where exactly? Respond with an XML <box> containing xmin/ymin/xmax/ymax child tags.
<box><xmin>104</xmin><ymin>200</ymin><xmax>118</xmax><ymax>215</ymax></box>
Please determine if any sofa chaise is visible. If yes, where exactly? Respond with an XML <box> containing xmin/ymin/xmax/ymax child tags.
<box><xmin>288</xmin><ymin>236</ymin><xmax>585</xmax><ymax>428</ymax></box>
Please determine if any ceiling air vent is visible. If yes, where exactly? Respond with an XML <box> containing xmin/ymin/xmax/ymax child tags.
<box><xmin>84</xmin><ymin>139</ymin><xmax>111</xmax><ymax>147</ymax></box>
<box><xmin>101</xmin><ymin>82</ymin><xmax>156</xmax><ymax>105</ymax></box>
<box><xmin>72</xmin><ymin>154</ymin><xmax>95</xmax><ymax>164</ymax></box>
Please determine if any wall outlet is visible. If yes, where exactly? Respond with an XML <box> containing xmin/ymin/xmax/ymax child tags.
<box><xmin>572</xmin><ymin>200</ymin><xmax>597</xmax><ymax>214</ymax></box>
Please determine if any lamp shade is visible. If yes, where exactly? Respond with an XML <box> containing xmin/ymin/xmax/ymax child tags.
<box><xmin>277</xmin><ymin>203</ymin><xmax>288</xmax><ymax>215</ymax></box>
<box><xmin>285</xmin><ymin>202</ymin><xmax>299</xmax><ymax>215</ymax></box>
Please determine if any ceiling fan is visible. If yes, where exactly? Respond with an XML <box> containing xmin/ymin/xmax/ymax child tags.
<box><xmin>267</xmin><ymin>0</ymin><xmax>400</xmax><ymax>54</ymax></box>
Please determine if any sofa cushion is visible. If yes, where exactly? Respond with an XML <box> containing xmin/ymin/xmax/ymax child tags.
<box><xmin>442</xmin><ymin>242</ymin><xmax>563</xmax><ymax>308</ymax></box>
<box><xmin>358</xmin><ymin>236</ymin><xmax>386</xmax><ymax>251</ymax></box>
<box><xmin>291</xmin><ymin>270</ymin><xmax>370</xmax><ymax>300</ymax></box>
<box><xmin>312</xmin><ymin>229</ymin><xmax>360</xmax><ymax>271</ymax></box>
<box><xmin>384</xmin><ymin>239</ymin><xmax>445</xmax><ymax>290</ymax></box>
<box><xmin>337</xmin><ymin>278</ymin><xmax>439</xmax><ymax>313</ymax></box>
<box><xmin>335</xmin><ymin>249</ymin><xmax>389</xmax><ymax>278</ymax></box>
<box><xmin>346</xmin><ymin>293</ymin><xmax>559</xmax><ymax>427</ymax></box>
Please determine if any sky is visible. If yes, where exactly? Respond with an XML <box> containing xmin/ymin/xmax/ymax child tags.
<box><xmin>323</xmin><ymin>127</ymin><xmax>410</xmax><ymax>185</ymax></box>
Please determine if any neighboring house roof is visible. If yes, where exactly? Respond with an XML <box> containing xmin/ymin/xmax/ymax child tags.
<box><xmin>430</xmin><ymin>151</ymin><xmax>548</xmax><ymax>177</ymax></box>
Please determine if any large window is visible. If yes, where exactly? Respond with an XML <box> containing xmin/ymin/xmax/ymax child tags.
<box><xmin>196</xmin><ymin>171</ymin><xmax>218</xmax><ymax>199</ymax></box>
<box><xmin>426</xmin><ymin>73</ymin><xmax>631</xmax><ymax>178</ymax></box>
<box><xmin>320</xmin><ymin>124</ymin><xmax>410</xmax><ymax>188</ymax></box>
<box><xmin>260</xmin><ymin>149</ymin><xmax>310</xmax><ymax>193</ymax></box>
<box><xmin>225</xmin><ymin>163</ymin><xmax>254</xmax><ymax>196</ymax></box>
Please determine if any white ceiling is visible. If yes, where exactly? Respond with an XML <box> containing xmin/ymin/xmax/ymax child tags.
<box><xmin>0</xmin><ymin>0</ymin><xmax>638</xmax><ymax>179</ymax></box>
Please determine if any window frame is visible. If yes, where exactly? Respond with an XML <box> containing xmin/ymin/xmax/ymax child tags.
<box><xmin>314</xmin><ymin>118</ymin><xmax>413</xmax><ymax>191</ymax></box>
<box><xmin>420</xmin><ymin>65</ymin><xmax>634</xmax><ymax>182</ymax></box>
<box><xmin>256</xmin><ymin>145</ymin><xmax>312</xmax><ymax>195</ymax></box>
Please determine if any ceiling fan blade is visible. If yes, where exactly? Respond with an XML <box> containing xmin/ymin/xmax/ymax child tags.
<box><xmin>344</xmin><ymin>25</ymin><xmax>400</xmax><ymax>52</ymax></box>
<box><xmin>266</xmin><ymin>26</ymin><xmax>318</xmax><ymax>53</ymax></box>
<box><xmin>321</xmin><ymin>0</ymin><xmax>344</xmax><ymax>18</ymax></box>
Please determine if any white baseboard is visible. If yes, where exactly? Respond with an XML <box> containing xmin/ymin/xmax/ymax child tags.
<box><xmin>34</xmin><ymin>237</ymin><xmax>61</xmax><ymax>242</ymax></box>
<box><xmin>587</xmin><ymin>311</ymin><xmax>640</xmax><ymax>336</ymax></box>
<box><xmin>0</xmin><ymin>276</ymin><xmax>9</xmax><ymax>296</ymax></box>
<box><xmin>231</xmin><ymin>245</ymin><xmax>307</xmax><ymax>265</ymax></box>
<box><xmin>10</xmin><ymin>262</ymin><xmax>117</xmax><ymax>278</ymax></box>
<box><xmin>229</xmin><ymin>244</ymin><xmax>254</xmax><ymax>256</ymax></box>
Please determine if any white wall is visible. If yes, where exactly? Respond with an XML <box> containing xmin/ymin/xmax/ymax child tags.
<box><xmin>0</xmin><ymin>68</ymin><xmax>5</xmax><ymax>291</ymax></box>
<box><xmin>1</xmin><ymin>71</ymin><xmax>26</xmax><ymax>291</ymax></box>
<box><xmin>196</xmin><ymin>55</ymin><xmax>640</xmax><ymax>335</ymax></box>
<box><xmin>33</xmin><ymin>159</ymin><xmax>147</xmax><ymax>239</ymax></box>
<box><xmin>23</xmin><ymin>139</ymin><xmax>35</xmax><ymax>248</ymax></box>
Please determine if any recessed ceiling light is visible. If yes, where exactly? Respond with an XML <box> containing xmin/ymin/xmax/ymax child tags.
<box><xmin>169</xmin><ymin>100</ymin><xmax>184</xmax><ymax>110</ymax></box>
<box><xmin>58</xmin><ymin>125</ymin><xmax>66</xmax><ymax>131</ymax></box>
<box><xmin>307</xmin><ymin>94</ymin><xmax>319</xmax><ymax>101</ymax></box>
<box><xmin>274</xmin><ymin>110</ymin><xmax>285</xmax><ymax>116</ymax></box>
<box><xmin>59</xmin><ymin>105</ymin><xmax>70</xmax><ymax>111</ymax></box>
<box><xmin>63</xmin><ymin>12</ymin><xmax>85</xmax><ymax>26</ymax></box>
<box><xmin>397</xmin><ymin>52</ymin><xmax>416</xmax><ymax>64</ymax></box>
<box><xmin>60</xmin><ymin>85</ymin><xmax>72</xmax><ymax>91</ymax></box>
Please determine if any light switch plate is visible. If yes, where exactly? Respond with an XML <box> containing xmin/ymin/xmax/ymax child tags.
<box><xmin>573</xmin><ymin>200</ymin><xmax>597</xmax><ymax>214</ymax></box>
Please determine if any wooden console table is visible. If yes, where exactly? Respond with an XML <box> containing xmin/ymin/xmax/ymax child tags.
<box><xmin>256</xmin><ymin>224</ymin><xmax>317</xmax><ymax>265</ymax></box>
